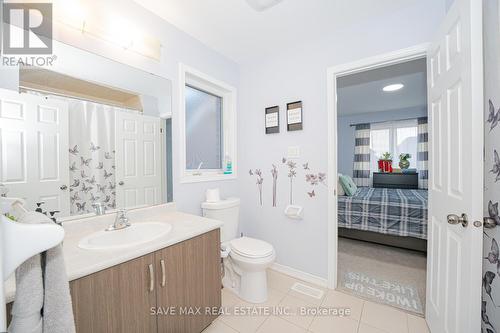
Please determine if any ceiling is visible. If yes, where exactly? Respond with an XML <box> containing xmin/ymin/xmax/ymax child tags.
<box><xmin>337</xmin><ymin>58</ymin><xmax>427</xmax><ymax>116</ymax></box>
<box><xmin>132</xmin><ymin>0</ymin><xmax>424</xmax><ymax>64</ymax></box>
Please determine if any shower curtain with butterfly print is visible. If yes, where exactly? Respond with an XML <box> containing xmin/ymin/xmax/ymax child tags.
<box><xmin>483</xmin><ymin>1</ymin><xmax>500</xmax><ymax>332</ymax></box>
<box><xmin>68</xmin><ymin>100</ymin><xmax>117</xmax><ymax>215</ymax></box>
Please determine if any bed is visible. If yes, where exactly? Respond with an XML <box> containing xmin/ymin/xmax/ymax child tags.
<box><xmin>338</xmin><ymin>187</ymin><xmax>428</xmax><ymax>252</ymax></box>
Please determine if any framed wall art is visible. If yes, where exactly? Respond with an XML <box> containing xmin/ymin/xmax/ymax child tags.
<box><xmin>265</xmin><ymin>105</ymin><xmax>280</xmax><ymax>134</ymax></box>
<box><xmin>287</xmin><ymin>101</ymin><xmax>303</xmax><ymax>131</ymax></box>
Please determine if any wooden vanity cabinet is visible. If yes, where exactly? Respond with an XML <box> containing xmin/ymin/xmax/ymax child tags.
<box><xmin>156</xmin><ymin>228</ymin><xmax>221</xmax><ymax>333</ymax></box>
<box><xmin>70</xmin><ymin>253</ymin><xmax>157</xmax><ymax>333</ymax></box>
<box><xmin>69</xmin><ymin>229</ymin><xmax>221</xmax><ymax>333</ymax></box>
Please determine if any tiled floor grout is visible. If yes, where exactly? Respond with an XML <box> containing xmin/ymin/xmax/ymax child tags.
<box><xmin>208</xmin><ymin>270</ymin><xmax>424</xmax><ymax>333</ymax></box>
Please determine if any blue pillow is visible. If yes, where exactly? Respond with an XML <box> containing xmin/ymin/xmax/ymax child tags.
<box><xmin>340</xmin><ymin>175</ymin><xmax>358</xmax><ymax>196</ymax></box>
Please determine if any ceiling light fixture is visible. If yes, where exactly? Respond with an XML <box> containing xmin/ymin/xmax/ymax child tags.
<box><xmin>383</xmin><ymin>83</ymin><xmax>404</xmax><ymax>92</ymax></box>
<box><xmin>245</xmin><ymin>0</ymin><xmax>284</xmax><ymax>12</ymax></box>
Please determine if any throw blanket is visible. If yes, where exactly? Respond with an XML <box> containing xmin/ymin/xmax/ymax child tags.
<box><xmin>338</xmin><ymin>187</ymin><xmax>428</xmax><ymax>240</ymax></box>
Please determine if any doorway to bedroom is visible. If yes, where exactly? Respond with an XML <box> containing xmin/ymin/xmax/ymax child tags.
<box><xmin>334</xmin><ymin>56</ymin><xmax>429</xmax><ymax>316</ymax></box>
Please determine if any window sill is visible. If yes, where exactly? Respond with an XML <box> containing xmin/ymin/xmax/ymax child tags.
<box><xmin>180</xmin><ymin>172</ymin><xmax>237</xmax><ymax>184</ymax></box>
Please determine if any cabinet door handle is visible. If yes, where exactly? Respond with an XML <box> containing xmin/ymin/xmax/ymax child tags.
<box><xmin>160</xmin><ymin>259</ymin><xmax>166</xmax><ymax>287</ymax></box>
<box><xmin>148</xmin><ymin>264</ymin><xmax>155</xmax><ymax>292</ymax></box>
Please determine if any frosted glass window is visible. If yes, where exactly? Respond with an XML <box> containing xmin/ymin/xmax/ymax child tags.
<box><xmin>369</xmin><ymin>119</ymin><xmax>418</xmax><ymax>173</ymax></box>
<box><xmin>185</xmin><ymin>85</ymin><xmax>223</xmax><ymax>170</ymax></box>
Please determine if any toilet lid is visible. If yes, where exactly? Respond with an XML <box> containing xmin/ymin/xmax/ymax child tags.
<box><xmin>230</xmin><ymin>237</ymin><xmax>274</xmax><ymax>258</ymax></box>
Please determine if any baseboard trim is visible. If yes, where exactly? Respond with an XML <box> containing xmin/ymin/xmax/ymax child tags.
<box><xmin>270</xmin><ymin>263</ymin><xmax>328</xmax><ymax>288</ymax></box>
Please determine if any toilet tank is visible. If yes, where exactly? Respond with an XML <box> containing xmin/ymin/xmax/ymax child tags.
<box><xmin>201</xmin><ymin>198</ymin><xmax>240</xmax><ymax>243</ymax></box>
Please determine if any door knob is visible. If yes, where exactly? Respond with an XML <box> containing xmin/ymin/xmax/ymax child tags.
<box><xmin>447</xmin><ymin>213</ymin><xmax>468</xmax><ymax>227</ymax></box>
<box><xmin>118</xmin><ymin>181</ymin><xmax>125</xmax><ymax>186</ymax></box>
<box><xmin>60</xmin><ymin>185</ymin><xmax>68</xmax><ymax>191</ymax></box>
<box><xmin>484</xmin><ymin>217</ymin><xmax>497</xmax><ymax>229</ymax></box>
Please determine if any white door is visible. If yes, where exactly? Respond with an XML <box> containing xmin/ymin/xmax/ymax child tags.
<box><xmin>426</xmin><ymin>0</ymin><xmax>483</xmax><ymax>332</ymax></box>
<box><xmin>0</xmin><ymin>89</ymin><xmax>70</xmax><ymax>216</ymax></box>
<box><xmin>115</xmin><ymin>110</ymin><xmax>162</xmax><ymax>209</ymax></box>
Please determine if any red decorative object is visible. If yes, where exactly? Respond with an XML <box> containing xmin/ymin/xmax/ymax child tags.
<box><xmin>378</xmin><ymin>160</ymin><xmax>393</xmax><ymax>173</ymax></box>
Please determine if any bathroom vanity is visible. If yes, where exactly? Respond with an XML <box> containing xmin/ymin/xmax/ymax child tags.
<box><xmin>5</xmin><ymin>205</ymin><xmax>223</xmax><ymax>333</ymax></box>
<box><xmin>71</xmin><ymin>229</ymin><xmax>220</xmax><ymax>333</ymax></box>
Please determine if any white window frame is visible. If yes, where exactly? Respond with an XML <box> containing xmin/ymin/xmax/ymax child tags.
<box><xmin>369</xmin><ymin>119</ymin><xmax>418</xmax><ymax>173</ymax></box>
<box><xmin>179</xmin><ymin>63</ymin><xmax>237</xmax><ymax>183</ymax></box>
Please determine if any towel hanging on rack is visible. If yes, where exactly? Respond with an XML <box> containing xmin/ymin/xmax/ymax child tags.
<box><xmin>7</xmin><ymin>211</ymin><xmax>75</xmax><ymax>333</ymax></box>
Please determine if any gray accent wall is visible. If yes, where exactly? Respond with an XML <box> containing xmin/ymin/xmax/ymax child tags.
<box><xmin>338</xmin><ymin>106</ymin><xmax>428</xmax><ymax>178</ymax></box>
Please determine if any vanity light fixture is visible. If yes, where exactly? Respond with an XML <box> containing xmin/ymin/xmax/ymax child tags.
<box><xmin>382</xmin><ymin>83</ymin><xmax>405</xmax><ymax>92</ymax></box>
<box><xmin>53</xmin><ymin>0</ymin><xmax>161</xmax><ymax>61</ymax></box>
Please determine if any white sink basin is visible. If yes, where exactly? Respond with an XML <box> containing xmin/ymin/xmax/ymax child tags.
<box><xmin>78</xmin><ymin>222</ymin><xmax>172</xmax><ymax>250</ymax></box>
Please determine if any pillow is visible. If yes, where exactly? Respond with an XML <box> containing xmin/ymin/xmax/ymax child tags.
<box><xmin>339</xmin><ymin>175</ymin><xmax>358</xmax><ymax>196</ymax></box>
<box><xmin>337</xmin><ymin>173</ymin><xmax>345</xmax><ymax>196</ymax></box>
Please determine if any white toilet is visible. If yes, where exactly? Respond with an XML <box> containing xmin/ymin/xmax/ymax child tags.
<box><xmin>202</xmin><ymin>198</ymin><xmax>275</xmax><ymax>303</ymax></box>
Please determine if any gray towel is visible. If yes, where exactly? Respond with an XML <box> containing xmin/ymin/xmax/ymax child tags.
<box><xmin>42</xmin><ymin>245</ymin><xmax>75</xmax><ymax>333</ymax></box>
<box><xmin>8</xmin><ymin>255</ymin><xmax>43</xmax><ymax>333</ymax></box>
<box><xmin>8</xmin><ymin>212</ymin><xmax>75</xmax><ymax>333</ymax></box>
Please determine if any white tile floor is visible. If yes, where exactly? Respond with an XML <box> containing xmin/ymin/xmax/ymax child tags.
<box><xmin>203</xmin><ymin>269</ymin><xmax>430</xmax><ymax>333</ymax></box>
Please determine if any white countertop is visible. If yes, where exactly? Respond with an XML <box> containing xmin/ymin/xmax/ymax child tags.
<box><xmin>4</xmin><ymin>204</ymin><xmax>223</xmax><ymax>304</ymax></box>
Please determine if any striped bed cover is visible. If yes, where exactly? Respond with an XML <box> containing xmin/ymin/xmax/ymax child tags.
<box><xmin>338</xmin><ymin>187</ymin><xmax>428</xmax><ymax>240</ymax></box>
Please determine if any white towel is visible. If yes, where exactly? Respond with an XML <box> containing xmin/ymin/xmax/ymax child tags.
<box><xmin>7</xmin><ymin>212</ymin><xmax>75</xmax><ymax>333</ymax></box>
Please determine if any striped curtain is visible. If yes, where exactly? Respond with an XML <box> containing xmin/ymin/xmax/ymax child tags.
<box><xmin>417</xmin><ymin>117</ymin><xmax>428</xmax><ymax>189</ymax></box>
<box><xmin>353</xmin><ymin>123</ymin><xmax>371</xmax><ymax>187</ymax></box>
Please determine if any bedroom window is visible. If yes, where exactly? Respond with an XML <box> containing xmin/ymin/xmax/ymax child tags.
<box><xmin>369</xmin><ymin>119</ymin><xmax>418</xmax><ymax>172</ymax></box>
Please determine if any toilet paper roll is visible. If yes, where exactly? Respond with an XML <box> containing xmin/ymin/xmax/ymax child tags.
<box><xmin>205</xmin><ymin>188</ymin><xmax>220</xmax><ymax>203</ymax></box>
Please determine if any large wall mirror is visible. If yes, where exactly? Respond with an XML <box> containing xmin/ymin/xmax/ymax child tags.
<box><xmin>0</xmin><ymin>46</ymin><xmax>172</xmax><ymax>220</ymax></box>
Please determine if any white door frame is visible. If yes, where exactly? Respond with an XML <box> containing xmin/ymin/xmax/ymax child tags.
<box><xmin>326</xmin><ymin>44</ymin><xmax>430</xmax><ymax>289</ymax></box>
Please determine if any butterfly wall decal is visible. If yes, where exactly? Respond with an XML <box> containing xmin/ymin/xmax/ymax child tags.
<box><xmin>85</xmin><ymin>175</ymin><xmax>96</xmax><ymax>185</ymax></box>
<box><xmin>69</xmin><ymin>145</ymin><xmax>79</xmax><ymax>155</ymax></box>
<box><xmin>69</xmin><ymin>162</ymin><xmax>78</xmax><ymax>172</ymax></box>
<box><xmin>307</xmin><ymin>190</ymin><xmax>315</xmax><ymax>198</ymax></box>
<box><xmin>491</xmin><ymin>150</ymin><xmax>500</xmax><ymax>182</ymax></box>
<box><xmin>70</xmin><ymin>193</ymin><xmax>80</xmax><ymax>203</ymax></box>
<box><xmin>70</xmin><ymin>179</ymin><xmax>80</xmax><ymax>188</ymax></box>
<box><xmin>90</xmin><ymin>193</ymin><xmax>100</xmax><ymax>202</ymax></box>
<box><xmin>76</xmin><ymin>202</ymin><xmax>86</xmax><ymax>212</ymax></box>
<box><xmin>104</xmin><ymin>152</ymin><xmax>113</xmax><ymax>159</ymax></box>
<box><xmin>81</xmin><ymin>183</ymin><xmax>93</xmax><ymax>193</ymax></box>
<box><xmin>483</xmin><ymin>271</ymin><xmax>498</xmax><ymax>307</ymax></box>
<box><xmin>80</xmin><ymin>156</ymin><xmax>92</xmax><ymax>167</ymax></box>
<box><xmin>109</xmin><ymin>182</ymin><xmax>116</xmax><ymax>190</ymax></box>
<box><xmin>96</xmin><ymin>184</ymin><xmax>107</xmax><ymax>193</ymax></box>
<box><xmin>485</xmin><ymin>238</ymin><xmax>500</xmax><ymax>277</ymax></box>
<box><xmin>89</xmin><ymin>142</ymin><xmax>101</xmax><ymax>152</ymax></box>
<box><xmin>482</xmin><ymin>300</ymin><xmax>497</xmax><ymax>332</ymax></box>
<box><xmin>80</xmin><ymin>170</ymin><xmax>88</xmax><ymax>179</ymax></box>
<box><xmin>96</xmin><ymin>162</ymin><xmax>104</xmax><ymax>170</ymax></box>
<box><xmin>488</xmin><ymin>99</ymin><xmax>500</xmax><ymax>131</ymax></box>
<box><xmin>104</xmin><ymin>170</ymin><xmax>113</xmax><ymax>179</ymax></box>
<box><xmin>489</xmin><ymin>201</ymin><xmax>500</xmax><ymax>226</ymax></box>
<box><xmin>303</xmin><ymin>163</ymin><xmax>310</xmax><ymax>170</ymax></box>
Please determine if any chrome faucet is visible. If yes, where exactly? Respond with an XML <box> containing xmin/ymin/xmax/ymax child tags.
<box><xmin>92</xmin><ymin>202</ymin><xmax>107</xmax><ymax>216</ymax></box>
<box><xmin>106</xmin><ymin>209</ymin><xmax>131</xmax><ymax>231</ymax></box>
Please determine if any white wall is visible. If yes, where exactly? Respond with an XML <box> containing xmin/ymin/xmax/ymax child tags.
<box><xmin>237</xmin><ymin>1</ymin><xmax>446</xmax><ymax>279</ymax></box>
<box><xmin>0</xmin><ymin>0</ymin><xmax>240</xmax><ymax>215</ymax></box>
